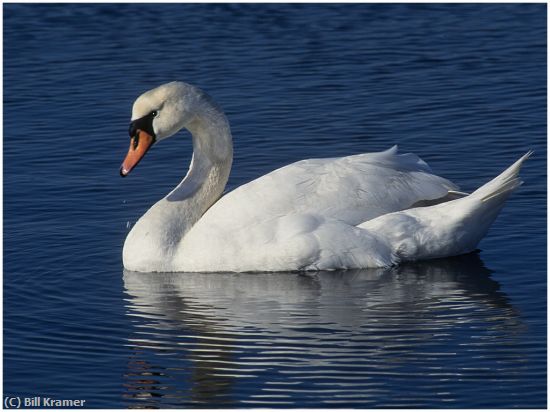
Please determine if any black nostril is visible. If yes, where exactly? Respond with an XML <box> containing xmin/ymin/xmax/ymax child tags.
<box><xmin>132</xmin><ymin>134</ymin><xmax>139</xmax><ymax>150</ymax></box>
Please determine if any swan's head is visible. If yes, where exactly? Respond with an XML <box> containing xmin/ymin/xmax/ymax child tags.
<box><xmin>120</xmin><ymin>81</ymin><xmax>203</xmax><ymax>177</ymax></box>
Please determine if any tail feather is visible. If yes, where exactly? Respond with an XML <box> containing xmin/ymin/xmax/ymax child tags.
<box><xmin>357</xmin><ymin>151</ymin><xmax>531</xmax><ymax>266</ymax></box>
<box><xmin>471</xmin><ymin>150</ymin><xmax>532</xmax><ymax>203</ymax></box>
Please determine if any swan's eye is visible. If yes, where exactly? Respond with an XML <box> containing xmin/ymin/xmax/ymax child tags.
<box><xmin>151</xmin><ymin>110</ymin><xmax>158</xmax><ymax>117</ymax></box>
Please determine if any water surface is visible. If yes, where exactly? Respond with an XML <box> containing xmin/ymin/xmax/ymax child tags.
<box><xmin>4</xmin><ymin>3</ymin><xmax>546</xmax><ymax>408</ymax></box>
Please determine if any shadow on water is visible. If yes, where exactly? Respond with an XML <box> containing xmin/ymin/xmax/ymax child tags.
<box><xmin>122</xmin><ymin>253</ymin><xmax>524</xmax><ymax>408</ymax></box>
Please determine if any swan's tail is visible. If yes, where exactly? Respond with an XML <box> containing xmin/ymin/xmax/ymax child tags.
<box><xmin>452</xmin><ymin>151</ymin><xmax>532</xmax><ymax>247</ymax></box>
<box><xmin>360</xmin><ymin>152</ymin><xmax>532</xmax><ymax>265</ymax></box>
<box><xmin>429</xmin><ymin>151</ymin><xmax>532</xmax><ymax>257</ymax></box>
<box><xmin>470</xmin><ymin>150</ymin><xmax>533</xmax><ymax>203</ymax></box>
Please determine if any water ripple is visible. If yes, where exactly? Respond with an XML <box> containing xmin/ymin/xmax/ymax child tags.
<box><xmin>118</xmin><ymin>254</ymin><xmax>542</xmax><ymax>407</ymax></box>
<box><xmin>4</xmin><ymin>3</ymin><xmax>545</xmax><ymax>408</ymax></box>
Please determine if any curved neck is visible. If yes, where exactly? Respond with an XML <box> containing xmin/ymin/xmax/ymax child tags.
<box><xmin>124</xmin><ymin>104</ymin><xmax>233</xmax><ymax>271</ymax></box>
<box><xmin>164</xmin><ymin>105</ymin><xmax>233</xmax><ymax>232</ymax></box>
<box><xmin>168</xmin><ymin>108</ymin><xmax>233</xmax><ymax>204</ymax></box>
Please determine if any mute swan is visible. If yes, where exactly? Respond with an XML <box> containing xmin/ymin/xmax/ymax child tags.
<box><xmin>120</xmin><ymin>81</ymin><xmax>530</xmax><ymax>273</ymax></box>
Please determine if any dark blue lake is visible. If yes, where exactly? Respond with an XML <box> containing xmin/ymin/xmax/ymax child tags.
<box><xmin>4</xmin><ymin>3</ymin><xmax>546</xmax><ymax>408</ymax></box>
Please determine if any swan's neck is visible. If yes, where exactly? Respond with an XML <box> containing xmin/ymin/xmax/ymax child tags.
<box><xmin>169</xmin><ymin>109</ymin><xmax>233</xmax><ymax>206</ymax></box>
<box><xmin>124</xmin><ymin>105</ymin><xmax>233</xmax><ymax>271</ymax></box>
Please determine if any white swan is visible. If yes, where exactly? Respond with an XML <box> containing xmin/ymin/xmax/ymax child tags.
<box><xmin>120</xmin><ymin>81</ymin><xmax>530</xmax><ymax>273</ymax></box>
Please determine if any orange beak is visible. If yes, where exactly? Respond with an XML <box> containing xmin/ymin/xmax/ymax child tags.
<box><xmin>120</xmin><ymin>130</ymin><xmax>155</xmax><ymax>177</ymax></box>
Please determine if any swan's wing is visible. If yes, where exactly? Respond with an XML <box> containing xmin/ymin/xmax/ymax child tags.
<box><xmin>176</xmin><ymin>150</ymin><xmax>529</xmax><ymax>273</ymax></box>
<box><xmin>207</xmin><ymin>145</ymin><xmax>458</xmax><ymax>227</ymax></box>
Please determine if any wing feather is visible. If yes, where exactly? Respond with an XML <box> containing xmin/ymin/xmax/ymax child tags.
<box><xmin>199</xmin><ymin>146</ymin><xmax>458</xmax><ymax>229</ymax></box>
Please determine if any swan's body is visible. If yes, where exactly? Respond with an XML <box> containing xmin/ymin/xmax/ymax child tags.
<box><xmin>121</xmin><ymin>82</ymin><xmax>529</xmax><ymax>273</ymax></box>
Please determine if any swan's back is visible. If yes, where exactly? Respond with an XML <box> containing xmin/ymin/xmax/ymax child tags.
<box><xmin>174</xmin><ymin>146</ymin><xmax>460</xmax><ymax>271</ymax></box>
<box><xmin>199</xmin><ymin>146</ymin><xmax>457</xmax><ymax>227</ymax></box>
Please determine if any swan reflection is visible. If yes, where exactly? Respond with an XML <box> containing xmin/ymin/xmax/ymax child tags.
<box><xmin>122</xmin><ymin>253</ymin><xmax>523</xmax><ymax>408</ymax></box>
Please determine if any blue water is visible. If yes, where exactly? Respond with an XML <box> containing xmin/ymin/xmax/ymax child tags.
<box><xmin>4</xmin><ymin>3</ymin><xmax>546</xmax><ymax>408</ymax></box>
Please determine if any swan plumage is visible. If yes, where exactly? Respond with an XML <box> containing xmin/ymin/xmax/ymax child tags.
<box><xmin>121</xmin><ymin>81</ymin><xmax>529</xmax><ymax>273</ymax></box>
